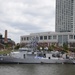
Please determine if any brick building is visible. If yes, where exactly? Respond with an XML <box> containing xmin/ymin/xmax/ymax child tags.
<box><xmin>0</xmin><ymin>30</ymin><xmax>15</xmax><ymax>50</ymax></box>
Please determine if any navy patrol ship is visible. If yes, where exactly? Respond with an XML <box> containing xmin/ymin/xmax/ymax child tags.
<box><xmin>0</xmin><ymin>37</ymin><xmax>75</xmax><ymax>64</ymax></box>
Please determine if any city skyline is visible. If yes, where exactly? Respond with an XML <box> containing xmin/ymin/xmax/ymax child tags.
<box><xmin>0</xmin><ymin>0</ymin><xmax>55</xmax><ymax>43</ymax></box>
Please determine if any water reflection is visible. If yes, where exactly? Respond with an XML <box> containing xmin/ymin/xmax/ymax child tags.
<box><xmin>0</xmin><ymin>64</ymin><xmax>75</xmax><ymax>75</ymax></box>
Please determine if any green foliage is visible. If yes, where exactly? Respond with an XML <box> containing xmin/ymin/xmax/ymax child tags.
<box><xmin>50</xmin><ymin>44</ymin><xmax>55</xmax><ymax>50</ymax></box>
<box><xmin>63</xmin><ymin>43</ymin><xmax>68</xmax><ymax>51</ymax></box>
<box><xmin>42</xmin><ymin>46</ymin><xmax>44</xmax><ymax>50</ymax></box>
<box><xmin>51</xmin><ymin>44</ymin><xmax>55</xmax><ymax>48</ymax></box>
<box><xmin>14</xmin><ymin>45</ymin><xmax>20</xmax><ymax>49</ymax></box>
<box><xmin>48</xmin><ymin>46</ymin><xmax>53</xmax><ymax>51</ymax></box>
<box><xmin>0</xmin><ymin>49</ymin><xmax>12</xmax><ymax>54</ymax></box>
<box><xmin>5</xmin><ymin>43</ymin><xmax>9</xmax><ymax>48</ymax></box>
<box><xmin>37</xmin><ymin>46</ymin><xmax>40</xmax><ymax>50</ymax></box>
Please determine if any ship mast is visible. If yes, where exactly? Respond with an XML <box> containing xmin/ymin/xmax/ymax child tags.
<box><xmin>30</xmin><ymin>36</ymin><xmax>38</xmax><ymax>51</ymax></box>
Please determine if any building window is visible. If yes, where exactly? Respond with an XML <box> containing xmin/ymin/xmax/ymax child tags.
<box><xmin>53</xmin><ymin>35</ymin><xmax>57</xmax><ymax>39</ymax></box>
<box><xmin>48</xmin><ymin>36</ymin><xmax>52</xmax><ymax>39</ymax></box>
<box><xmin>44</xmin><ymin>36</ymin><xmax>47</xmax><ymax>40</ymax></box>
<box><xmin>27</xmin><ymin>37</ymin><xmax>29</xmax><ymax>40</ymax></box>
<box><xmin>24</xmin><ymin>37</ymin><xmax>26</xmax><ymax>40</ymax></box>
<box><xmin>21</xmin><ymin>37</ymin><xmax>23</xmax><ymax>41</ymax></box>
<box><xmin>40</xmin><ymin>36</ymin><xmax>43</xmax><ymax>40</ymax></box>
<box><xmin>0</xmin><ymin>35</ymin><xmax>2</xmax><ymax>39</ymax></box>
<box><xmin>74</xmin><ymin>35</ymin><xmax>75</xmax><ymax>39</ymax></box>
<box><xmin>69</xmin><ymin>35</ymin><xmax>73</xmax><ymax>39</ymax></box>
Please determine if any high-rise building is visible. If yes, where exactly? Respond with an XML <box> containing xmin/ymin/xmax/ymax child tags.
<box><xmin>55</xmin><ymin>0</ymin><xmax>75</xmax><ymax>32</ymax></box>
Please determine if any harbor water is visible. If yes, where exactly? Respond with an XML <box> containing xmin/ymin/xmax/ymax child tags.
<box><xmin>0</xmin><ymin>64</ymin><xmax>75</xmax><ymax>75</ymax></box>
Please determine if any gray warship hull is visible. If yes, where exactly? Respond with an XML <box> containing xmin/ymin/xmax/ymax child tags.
<box><xmin>0</xmin><ymin>56</ymin><xmax>75</xmax><ymax>64</ymax></box>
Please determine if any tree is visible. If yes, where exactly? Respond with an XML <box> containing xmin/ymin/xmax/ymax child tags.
<box><xmin>48</xmin><ymin>46</ymin><xmax>53</xmax><ymax>51</ymax></box>
<box><xmin>50</xmin><ymin>44</ymin><xmax>55</xmax><ymax>50</ymax></box>
<box><xmin>63</xmin><ymin>43</ymin><xmax>68</xmax><ymax>52</ymax></box>
<box><xmin>14</xmin><ymin>43</ymin><xmax>20</xmax><ymax>50</ymax></box>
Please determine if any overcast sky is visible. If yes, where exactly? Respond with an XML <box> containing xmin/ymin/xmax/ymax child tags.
<box><xmin>0</xmin><ymin>0</ymin><xmax>55</xmax><ymax>43</ymax></box>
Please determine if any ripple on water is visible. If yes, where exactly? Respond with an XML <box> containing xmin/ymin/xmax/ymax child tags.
<box><xmin>0</xmin><ymin>64</ymin><xmax>75</xmax><ymax>75</ymax></box>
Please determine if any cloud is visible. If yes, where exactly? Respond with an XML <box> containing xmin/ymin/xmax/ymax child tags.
<box><xmin>0</xmin><ymin>0</ymin><xmax>55</xmax><ymax>43</ymax></box>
